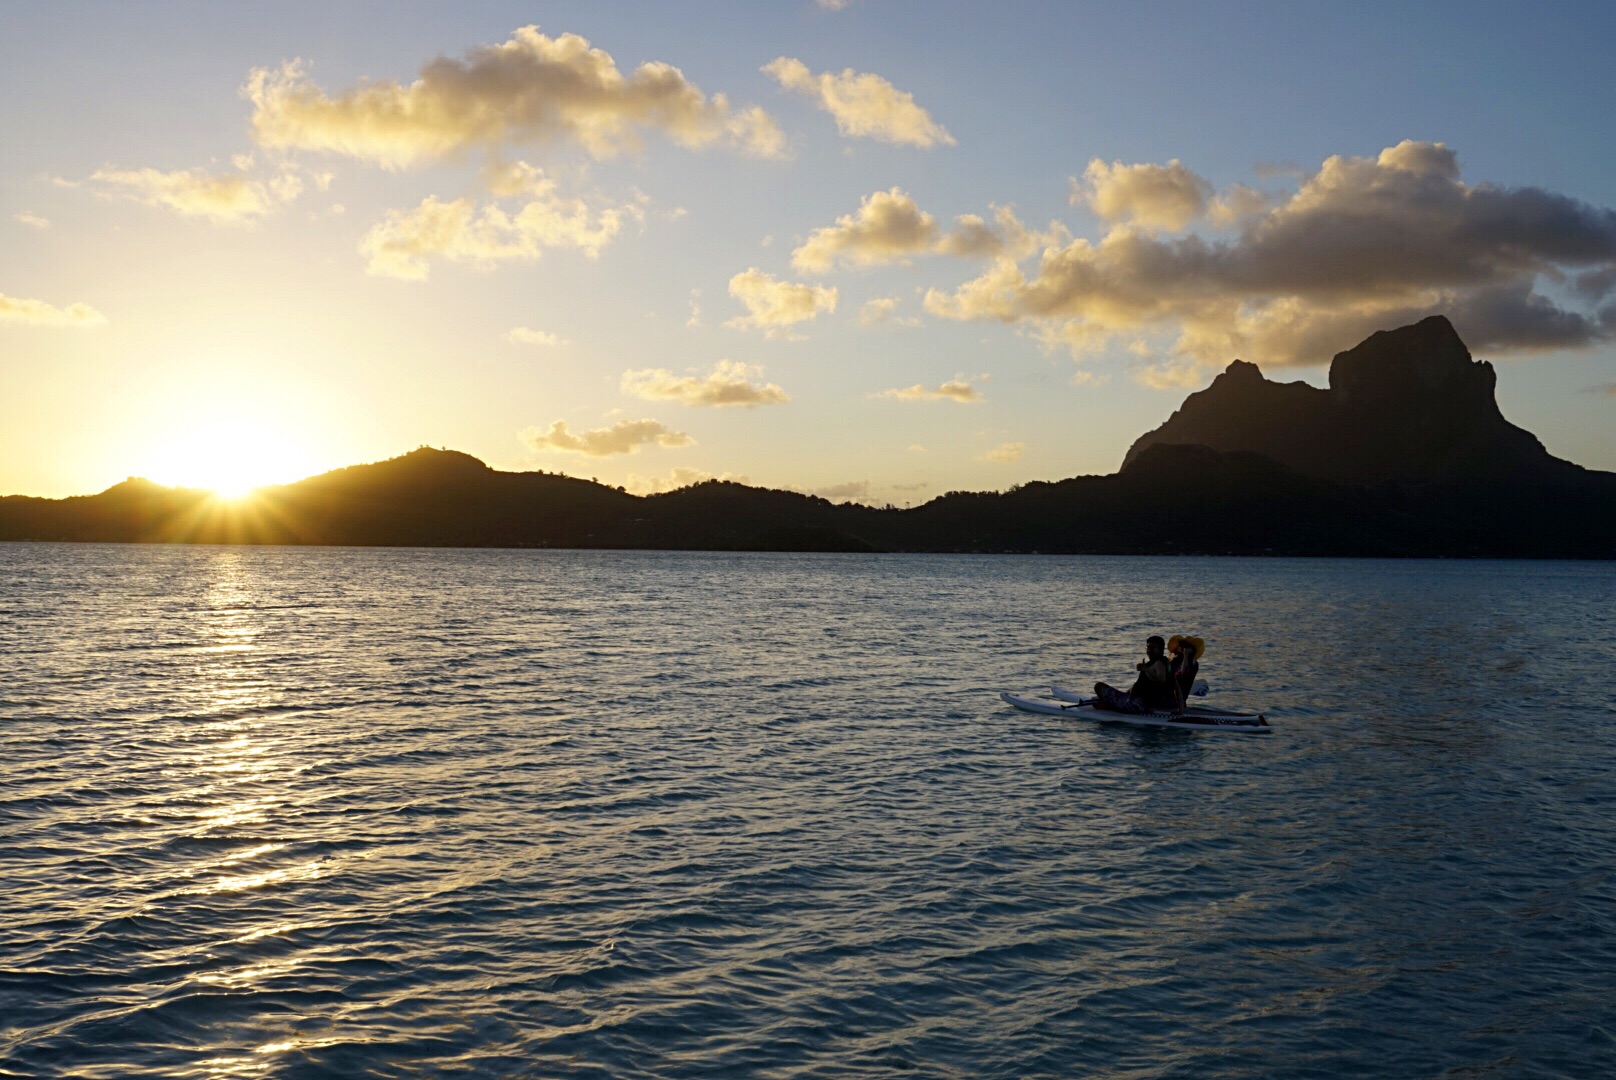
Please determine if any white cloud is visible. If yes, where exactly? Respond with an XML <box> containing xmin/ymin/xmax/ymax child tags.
<box><xmin>763</xmin><ymin>57</ymin><xmax>953</xmax><ymax>147</ymax></box>
<box><xmin>982</xmin><ymin>442</ymin><xmax>1025</xmax><ymax>463</ymax></box>
<box><xmin>0</xmin><ymin>292</ymin><xmax>106</xmax><ymax>327</ymax></box>
<box><xmin>686</xmin><ymin>288</ymin><xmax>704</xmax><ymax>329</ymax></box>
<box><xmin>520</xmin><ymin>418</ymin><xmax>694</xmax><ymax>456</ymax></box>
<box><xmin>873</xmin><ymin>376</ymin><xmax>985</xmax><ymax>403</ymax></box>
<box><xmin>14</xmin><ymin>212</ymin><xmax>49</xmax><ymax>229</ymax></box>
<box><xmin>361</xmin><ymin>166</ymin><xmax>630</xmax><ymax>279</ymax></box>
<box><xmin>925</xmin><ymin>140</ymin><xmax>1616</xmax><ymax>374</ymax></box>
<box><xmin>726</xmin><ymin>267</ymin><xmax>837</xmax><ymax>335</ymax></box>
<box><xmin>621</xmin><ymin>359</ymin><xmax>789</xmax><ymax>406</ymax></box>
<box><xmin>247</xmin><ymin>28</ymin><xmax>786</xmax><ymax>167</ymax></box>
<box><xmin>506</xmin><ymin>326</ymin><xmax>566</xmax><ymax>346</ymax></box>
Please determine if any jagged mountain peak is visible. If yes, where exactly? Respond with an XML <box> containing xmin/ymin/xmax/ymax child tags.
<box><xmin>1124</xmin><ymin>316</ymin><xmax>1566</xmax><ymax>484</ymax></box>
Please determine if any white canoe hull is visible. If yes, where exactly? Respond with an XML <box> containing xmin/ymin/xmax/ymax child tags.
<box><xmin>1002</xmin><ymin>691</ymin><xmax>1271</xmax><ymax>733</ymax></box>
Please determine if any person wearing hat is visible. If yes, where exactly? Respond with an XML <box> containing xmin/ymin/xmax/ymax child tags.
<box><xmin>1094</xmin><ymin>635</ymin><xmax>1181</xmax><ymax>713</ymax></box>
<box><xmin>1169</xmin><ymin>635</ymin><xmax>1203</xmax><ymax>705</ymax></box>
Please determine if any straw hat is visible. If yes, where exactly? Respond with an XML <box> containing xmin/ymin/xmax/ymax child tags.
<box><xmin>1168</xmin><ymin>635</ymin><xmax>1204</xmax><ymax>660</ymax></box>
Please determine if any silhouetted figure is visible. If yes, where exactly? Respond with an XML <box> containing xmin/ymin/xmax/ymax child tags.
<box><xmin>1168</xmin><ymin>634</ymin><xmax>1202</xmax><ymax>704</ymax></box>
<box><xmin>1094</xmin><ymin>635</ymin><xmax>1180</xmax><ymax>713</ymax></box>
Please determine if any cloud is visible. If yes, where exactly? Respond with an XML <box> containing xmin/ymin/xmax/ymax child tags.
<box><xmin>982</xmin><ymin>442</ymin><xmax>1025</xmax><ymax>463</ymax></box>
<box><xmin>859</xmin><ymin>296</ymin><xmax>922</xmax><ymax>327</ymax></box>
<box><xmin>1574</xmin><ymin>265</ymin><xmax>1616</xmax><ymax>300</ymax></box>
<box><xmin>763</xmin><ymin>57</ymin><xmax>953</xmax><ymax>147</ymax></box>
<box><xmin>934</xmin><ymin>205</ymin><xmax>1061</xmax><ymax>261</ymax></box>
<box><xmin>88</xmin><ymin>164</ymin><xmax>304</xmax><ymax>224</ymax></box>
<box><xmin>361</xmin><ymin>165</ymin><xmax>630</xmax><ymax>279</ymax></box>
<box><xmin>793</xmin><ymin>187</ymin><xmax>938</xmax><ymax>271</ymax></box>
<box><xmin>506</xmin><ymin>326</ymin><xmax>566</xmax><ymax>346</ymax></box>
<box><xmin>621</xmin><ymin>359</ymin><xmax>789</xmax><ymax>406</ymax></box>
<box><xmin>1074</xmin><ymin>158</ymin><xmax>1211</xmax><ymax>231</ymax></box>
<box><xmin>247</xmin><ymin>28</ymin><xmax>785</xmax><ymax>167</ymax></box>
<box><xmin>627</xmin><ymin>465</ymin><xmax>750</xmax><ymax>494</ymax></box>
<box><xmin>520</xmin><ymin>418</ymin><xmax>694</xmax><ymax>456</ymax></box>
<box><xmin>812</xmin><ymin>480</ymin><xmax>870</xmax><ymax>501</ymax></box>
<box><xmin>0</xmin><ymin>292</ymin><xmax>106</xmax><ymax>327</ymax></box>
<box><xmin>686</xmin><ymin>288</ymin><xmax>703</xmax><ymax>328</ymax></box>
<box><xmin>14</xmin><ymin>212</ymin><xmax>49</xmax><ymax>229</ymax></box>
<box><xmin>817</xmin><ymin>0</ymin><xmax>855</xmax><ymax>9</ymax></box>
<box><xmin>873</xmin><ymin>376</ymin><xmax>984</xmax><ymax>403</ymax></box>
<box><xmin>794</xmin><ymin>190</ymin><xmax>1059</xmax><ymax>273</ymax></box>
<box><xmin>925</xmin><ymin>140</ymin><xmax>1616</xmax><ymax>375</ymax></box>
<box><xmin>726</xmin><ymin>267</ymin><xmax>837</xmax><ymax>334</ymax></box>
<box><xmin>1206</xmin><ymin>183</ymin><xmax>1272</xmax><ymax>227</ymax></box>
<box><xmin>1582</xmin><ymin>381</ymin><xmax>1616</xmax><ymax>397</ymax></box>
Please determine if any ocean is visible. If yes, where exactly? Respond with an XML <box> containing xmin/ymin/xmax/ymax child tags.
<box><xmin>3</xmin><ymin>544</ymin><xmax>1614</xmax><ymax>1077</ymax></box>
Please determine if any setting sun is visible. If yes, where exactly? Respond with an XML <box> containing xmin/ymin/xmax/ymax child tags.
<box><xmin>141</xmin><ymin>417</ymin><xmax>322</xmax><ymax>497</ymax></box>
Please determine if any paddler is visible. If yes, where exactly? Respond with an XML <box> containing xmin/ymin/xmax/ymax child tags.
<box><xmin>1094</xmin><ymin>635</ymin><xmax>1182</xmax><ymax>713</ymax></box>
<box><xmin>1168</xmin><ymin>635</ymin><xmax>1203</xmax><ymax>704</ymax></box>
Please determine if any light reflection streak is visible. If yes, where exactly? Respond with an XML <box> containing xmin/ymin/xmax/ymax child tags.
<box><xmin>231</xmin><ymin>921</ymin><xmax>306</xmax><ymax>943</ymax></box>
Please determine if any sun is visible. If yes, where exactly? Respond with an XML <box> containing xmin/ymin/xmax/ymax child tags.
<box><xmin>142</xmin><ymin>417</ymin><xmax>322</xmax><ymax>498</ymax></box>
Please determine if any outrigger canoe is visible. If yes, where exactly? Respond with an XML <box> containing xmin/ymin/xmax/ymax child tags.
<box><xmin>1001</xmin><ymin>690</ymin><xmax>1271</xmax><ymax>733</ymax></box>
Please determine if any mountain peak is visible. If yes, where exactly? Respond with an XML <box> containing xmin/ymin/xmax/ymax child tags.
<box><xmin>1219</xmin><ymin>358</ymin><xmax>1266</xmax><ymax>383</ymax></box>
<box><xmin>1124</xmin><ymin>316</ymin><xmax>1566</xmax><ymax>484</ymax></box>
<box><xmin>1328</xmin><ymin>314</ymin><xmax>1493</xmax><ymax>407</ymax></box>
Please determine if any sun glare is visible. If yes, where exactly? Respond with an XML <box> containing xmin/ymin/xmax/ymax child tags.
<box><xmin>143</xmin><ymin>418</ymin><xmax>321</xmax><ymax>498</ymax></box>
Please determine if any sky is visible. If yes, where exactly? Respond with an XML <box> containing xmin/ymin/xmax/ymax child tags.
<box><xmin>4</xmin><ymin>1</ymin><xmax>1615</xmax><ymax>501</ymax></box>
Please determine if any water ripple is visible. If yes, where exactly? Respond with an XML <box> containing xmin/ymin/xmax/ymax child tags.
<box><xmin>2</xmin><ymin>545</ymin><xmax>1614</xmax><ymax>1077</ymax></box>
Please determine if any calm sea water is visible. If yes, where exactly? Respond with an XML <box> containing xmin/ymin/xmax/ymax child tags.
<box><xmin>3</xmin><ymin>544</ymin><xmax>1614</xmax><ymax>1078</ymax></box>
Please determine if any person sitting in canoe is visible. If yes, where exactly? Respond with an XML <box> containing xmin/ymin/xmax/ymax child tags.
<box><xmin>1168</xmin><ymin>635</ymin><xmax>1203</xmax><ymax>704</ymax></box>
<box><xmin>1094</xmin><ymin>635</ymin><xmax>1183</xmax><ymax>713</ymax></box>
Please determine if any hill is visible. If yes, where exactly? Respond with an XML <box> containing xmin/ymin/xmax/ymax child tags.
<box><xmin>2</xmin><ymin>318</ymin><xmax>1612</xmax><ymax>557</ymax></box>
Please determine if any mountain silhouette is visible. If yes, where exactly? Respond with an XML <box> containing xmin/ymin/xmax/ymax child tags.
<box><xmin>1123</xmin><ymin>316</ymin><xmax>1576</xmax><ymax>484</ymax></box>
<box><xmin>3</xmin><ymin>318</ymin><xmax>1612</xmax><ymax>557</ymax></box>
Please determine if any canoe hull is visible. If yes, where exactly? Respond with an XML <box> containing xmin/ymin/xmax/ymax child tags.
<box><xmin>1001</xmin><ymin>691</ymin><xmax>1271</xmax><ymax>734</ymax></box>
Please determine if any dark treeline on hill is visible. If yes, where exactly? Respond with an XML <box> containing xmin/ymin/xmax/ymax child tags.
<box><xmin>3</xmin><ymin>317</ymin><xmax>1613</xmax><ymax>558</ymax></box>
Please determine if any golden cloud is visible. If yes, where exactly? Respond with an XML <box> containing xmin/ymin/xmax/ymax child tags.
<box><xmin>89</xmin><ymin>165</ymin><xmax>301</xmax><ymax>224</ymax></box>
<box><xmin>14</xmin><ymin>212</ymin><xmax>49</xmax><ymax>229</ymax></box>
<box><xmin>726</xmin><ymin>268</ymin><xmax>837</xmax><ymax>335</ymax></box>
<box><xmin>795</xmin><ymin>190</ymin><xmax>1062</xmax><ymax>273</ymax></box>
<box><xmin>0</xmin><ymin>292</ymin><xmax>106</xmax><ymax>327</ymax></box>
<box><xmin>621</xmin><ymin>359</ymin><xmax>789</xmax><ymax>407</ymax></box>
<box><xmin>520</xmin><ymin>418</ymin><xmax>694</xmax><ymax>456</ymax></box>
<box><xmin>926</xmin><ymin>141</ymin><xmax>1616</xmax><ymax>379</ymax></box>
<box><xmin>873</xmin><ymin>377</ymin><xmax>983</xmax><ymax>403</ymax></box>
<box><xmin>811</xmin><ymin>479</ymin><xmax>870</xmax><ymax>502</ymax></box>
<box><xmin>626</xmin><ymin>465</ymin><xmax>750</xmax><ymax>494</ymax></box>
<box><xmin>248</xmin><ymin>28</ymin><xmax>786</xmax><ymax>167</ymax></box>
<box><xmin>506</xmin><ymin>326</ymin><xmax>566</xmax><ymax>346</ymax></box>
<box><xmin>982</xmin><ymin>442</ymin><xmax>1025</xmax><ymax>463</ymax></box>
<box><xmin>793</xmin><ymin>187</ymin><xmax>938</xmax><ymax>272</ymax></box>
<box><xmin>361</xmin><ymin>167</ymin><xmax>630</xmax><ymax>279</ymax></box>
<box><xmin>763</xmin><ymin>57</ymin><xmax>953</xmax><ymax>147</ymax></box>
<box><xmin>1075</xmin><ymin>158</ymin><xmax>1211</xmax><ymax>231</ymax></box>
<box><xmin>859</xmin><ymin>296</ymin><xmax>923</xmax><ymax>327</ymax></box>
